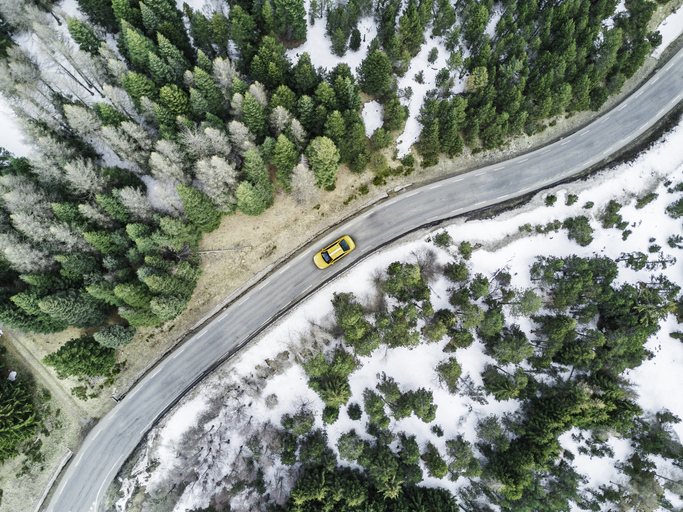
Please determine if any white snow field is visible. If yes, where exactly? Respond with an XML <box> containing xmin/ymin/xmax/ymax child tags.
<box><xmin>115</xmin><ymin>111</ymin><xmax>683</xmax><ymax>512</ymax></box>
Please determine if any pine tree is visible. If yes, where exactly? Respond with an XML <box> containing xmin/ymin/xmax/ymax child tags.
<box><xmin>0</xmin><ymin>373</ymin><xmax>40</xmax><ymax>463</ymax></box>
<box><xmin>123</xmin><ymin>25</ymin><xmax>157</xmax><ymax>73</ymax></box>
<box><xmin>273</xmin><ymin>0</ymin><xmax>307</xmax><ymax>41</ymax></box>
<box><xmin>75</xmin><ymin>0</ymin><xmax>119</xmax><ymax>32</ymax></box>
<box><xmin>236</xmin><ymin>181</ymin><xmax>272</xmax><ymax>216</ymax></box>
<box><xmin>292</xmin><ymin>52</ymin><xmax>319</xmax><ymax>95</ymax></box>
<box><xmin>261</xmin><ymin>0</ymin><xmax>275</xmax><ymax>34</ymax></box>
<box><xmin>193</xmin><ymin>66</ymin><xmax>223</xmax><ymax>115</ymax></box>
<box><xmin>306</xmin><ymin>137</ymin><xmax>340</xmax><ymax>190</ymax></box>
<box><xmin>418</xmin><ymin>119</ymin><xmax>440</xmax><ymax>167</ymax></box>
<box><xmin>93</xmin><ymin>324</ymin><xmax>136</xmax><ymax>348</ymax></box>
<box><xmin>150</xmin><ymin>294</ymin><xmax>187</xmax><ymax>320</ymax></box>
<box><xmin>43</xmin><ymin>335</ymin><xmax>115</xmax><ymax>378</ymax></box>
<box><xmin>242</xmin><ymin>92</ymin><xmax>268</xmax><ymax>140</ymax></box>
<box><xmin>398</xmin><ymin>0</ymin><xmax>424</xmax><ymax>56</ymax></box>
<box><xmin>38</xmin><ymin>290</ymin><xmax>109</xmax><ymax>328</ymax></box>
<box><xmin>176</xmin><ymin>183</ymin><xmax>222</xmax><ymax>232</ymax></box>
<box><xmin>331</xmin><ymin>28</ymin><xmax>348</xmax><ymax>56</ymax></box>
<box><xmin>159</xmin><ymin>84</ymin><xmax>189</xmax><ymax>116</ymax></box>
<box><xmin>297</xmin><ymin>95</ymin><xmax>317</xmax><ymax>133</ymax></box>
<box><xmin>272</xmin><ymin>134</ymin><xmax>299</xmax><ymax>189</ymax></box>
<box><xmin>357</xmin><ymin>48</ymin><xmax>393</xmax><ymax>97</ymax></box>
<box><xmin>324</xmin><ymin>110</ymin><xmax>346</xmax><ymax>148</ymax></box>
<box><xmin>122</xmin><ymin>72</ymin><xmax>159</xmax><ymax>108</ymax></box>
<box><xmin>66</xmin><ymin>17</ymin><xmax>102</xmax><ymax>55</ymax></box>
<box><xmin>157</xmin><ymin>33</ymin><xmax>190</xmax><ymax>82</ymax></box>
<box><xmin>147</xmin><ymin>52</ymin><xmax>174</xmax><ymax>86</ymax></box>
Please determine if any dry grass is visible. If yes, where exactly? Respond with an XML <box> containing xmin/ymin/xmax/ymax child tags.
<box><xmin>4</xmin><ymin>9</ymin><xmax>683</xmax><ymax>509</ymax></box>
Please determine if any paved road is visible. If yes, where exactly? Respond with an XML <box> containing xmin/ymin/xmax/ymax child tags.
<box><xmin>48</xmin><ymin>47</ymin><xmax>683</xmax><ymax>512</ymax></box>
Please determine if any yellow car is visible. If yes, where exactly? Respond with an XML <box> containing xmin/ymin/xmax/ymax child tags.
<box><xmin>313</xmin><ymin>235</ymin><xmax>356</xmax><ymax>269</ymax></box>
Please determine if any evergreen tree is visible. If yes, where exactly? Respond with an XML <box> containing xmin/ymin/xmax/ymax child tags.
<box><xmin>306</xmin><ymin>136</ymin><xmax>340</xmax><ymax>189</ymax></box>
<box><xmin>0</xmin><ymin>369</ymin><xmax>40</xmax><ymax>463</ymax></box>
<box><xmin>398</xmin><ymin>0</ymin><xmax>424</xmax><ymax>56</ymax></box>
<box><xmin>272</xmin><ymin>134</ymin><xmax>299</xmax><ymax>189</ymax></box>
<box><xmin>273</xmin><ymin>0</ymin><xmax>307</xmax><ymax>41</ymax></box>
<box><xmin>236</xmin><ymin>181</ymin><xmax>272</xmax><ymax>216</ymax></box>
<box><xmin>242</xmin><ymin>92</ymin><xmax>268</xmax><ymax>140</ymax></box>
<box><xmin>418</xmin><ymin>118</ymin><xmax>440</xmax><ymax>167</ymax></box>
<box><xmin>292</xmin><ymin>53</ymin><xmax>319</xmax><ymax>95</ymax></box>
<box><xmin>159</xmin><ymin>84</ymin><xmax>190</xmax><ymax>116</ymax></box>
<box><xmin>43</xmin><ymin>335</ymin><xmax>116</xmax><ymax>378</ymax></box>
<box><xmin>150</xmin><ymin>295</ymin><xmax>187</xmax><ymax>320</ymax></box>
<box><xmin>93</xmin><ymin>324</ymin><xmax>136</xmax><ymax>348</ymax></box>
<box><xmin>357</xmin><ymin>47</ymin><xmax>393</xmax><ymax>97</ymax></box>
<box><xmin>66</xmin><ymin>17</ymin><xmax>102</xmax><ymax>55</ymax></box>
<box><xmin>177</xmin><ymin>184</ymin><xmax>222</xmax><ymax>232</ymax></box>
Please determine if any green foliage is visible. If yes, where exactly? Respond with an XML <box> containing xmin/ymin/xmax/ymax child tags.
<box><xmin>383</xmin><ymin>261</ymin><xmax>429</xmax><ymax>303</ymax></box>
<box><xmin>272</xmin><ymin>134</ymin><xmax>298</xmax><ymax>189</ymax></box>
<box><xmin>303</xmin><ymin>347</ymin><xmax>359</xmax><ymax>408</ymax></box>
<box><xmin>93</xmin><ymin>324</ymin><xmax>136</xmax><ymax>348</ymax></box>
<box><xmin>445</xmin><ymin>435</ymin><xmax>481</xmax><ymax>480</ymax></box>
<box><xmin>435</xmin><ymin>357</ymin><xmax>461</xmax><ymax>393</ymax></box>
<box><xmin>332</xmin><ymin>292</ymin><xmax>379</xmax><ymax>355</ymax></box>
<box><xmin>459</xmin><ymin>241</ymin><xmax>473</xmax><ymax>259</ymax></box>
<box><xmin>357</xmin><ymin>48</ymin><xmax>393</xmax><ymax>97</ymax></box>
<box><xmin>563</xmin><ymin>216</ymin><xmax>594</xmax><ymax>247</ymax></box>
<box><xmin>433</xmin><ymin>231</ymin><xmax>452</xmax><ymax>248</ymax></box>
<box><xmin>337</xmin><ymin>430</ymin><xmax>365</xmax><ymax>462</ymax></box>
<box><xmin>347</xmin><ymin>402</ymin><xmax>362</xmax><ymax>420</ymax></box>
<box><xmin>665</xmin><ymin>198</ymin><xmax>683</xmax><ymax>219</ymax></box>
<box><xmin>444</xmin><ymin>260</ymin><xmax>468</xmax><ymax>282</ymax></box>
<box><xmin>43</xmin><ymin>335</ymin><xmax>116</xmax><ymax>378</ymax></box>
<box><xmin>306</xmin><ymin>136</ymin><xmax>340</xmax><ymax>189</ymax></box>
<box><xmin>177</xmin><ymin>184</ymin><xmax>222</xmax><ymax>232</ymax></box>
<box><xmin>0</xmin><ymin>364</ymin><xmax>39</xmax><ymax>463</ymax></box>
<box><xmin>38</xmin><ymin>290</ymin><xmax>109</xmax><ymax>328</ymax></box>
<box><xmin>421</xmin><ymin>442</ymin><xmax>447</xmax><ymax>479</ymax></box>
<box><xmin>363</xmin><ymin>389</ymin><xmax>390</xmax><ymax>428</ymax></box>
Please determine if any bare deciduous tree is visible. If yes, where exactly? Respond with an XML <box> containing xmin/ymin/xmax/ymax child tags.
<box><xmin>228</xmin><ymin>120</ymin><xmax>257</xmax><ymax>155</ymax></box>
<box><xmin>64</xmin><ymin>104</ymin><xmax>102</xmax><ymax>138</ymax></box>
<box><xmin>248</xmin><ymin>82</ymin><xmax>268</xmax><ymax>107</ymax></box>
<box><xmin>64</xmin><ymin>159</ymin><xmax>108</xmax><ymax>197</ymax></box>
<box><xmin>194</xmin><ymin>155</ymin><xmax>237</xmax><ymax>213</ymax></box>
<box><xmin>149</xmin><ymin>139</ymin><xmax>190</xmax><ymax>185</ymax></box>
<box><xmin>269</xmin><ymin>106</ymin><xmax>292</xmax><ymax>137</ymax></box>
<box><xmin>212</xmin><ymin>56</ymin><xmax>237</xmax><ymax>101</ymax></box>
<box><xmin>117</xmin><ymin>186</ymin><xmax>155</xmax><ymax>222</ymax></box>
<box><xmin>290</xmin><ymin>156</ymin><xmax>318</xmax><ymax>206</ymax></box>
<box><xmin>229</xmin><ymin>92</ymin><xmax>244</xmax><ymax>119</ymax></box>
<box><xmin>0</xmin><ymin>233</ymin><xmax>55</xmax><ymax>273</ymax></box>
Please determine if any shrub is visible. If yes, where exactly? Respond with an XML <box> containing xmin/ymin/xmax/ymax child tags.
<box><xmin>601</xmin><ymin>200</ymin><xmax>623</xmax><ymax>228</ymax></box>
<box><xmin>433</xmin><ymin>231</ymin><xmax>452</xmax><ymax>248</ymax></box>
<box><xmin>545</xmin><ymin>194</ymin><xmax>557</xmax><ymax>206</ymax></box>
<box><xmin>347</xmin><ymin>402</ymin><xmax>362</xmax><ymax>420</ymax></box>
<box><xmin>583</xmin><ymin>201</ymin><xmax>594</xmax><ymax>209</ymax></box>
<box><xmin>636</xmin><ymin>192</ymin><xmax>658</xmax><ymax>209</ymax></box>
<box><xmin>563</xmin><ymin>216</ymin><xmax>594</xmax><ymax>246</ymax></box>
<box><xmin>459</xmin><ymin>241</ymin><xmax>473</xmax><ymax>260</ymax></box>
<box><xmin>566</xmin><ymin>194</ymin><xmax>579</xmax><ymax>206</ymax></box>
<box><xmin>665</xmin><ymin>198</ymin><xmax>683</xmax><ymax>218</ymax></box>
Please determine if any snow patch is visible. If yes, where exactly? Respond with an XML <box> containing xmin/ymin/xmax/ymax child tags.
<box><xmin>362</xmin><ymin>100</ymin><xmax>383</xmax><ymax>137</ymax></box>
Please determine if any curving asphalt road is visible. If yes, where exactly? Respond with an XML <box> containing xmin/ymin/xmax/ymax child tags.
<box><xmin>48</xmin><ymin>46</ymin><xmax>683</xmax><ymax>512</ymax></box>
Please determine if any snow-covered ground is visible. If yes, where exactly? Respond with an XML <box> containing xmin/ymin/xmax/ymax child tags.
<box><xmin>115</xmin><ymin>107</ymin><xmax>683</xmax><ymax>511</ymax></box>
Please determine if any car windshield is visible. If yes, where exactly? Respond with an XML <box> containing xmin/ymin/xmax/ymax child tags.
<box><xmin>339</xmin><ymin>239</ymin><xmax>350</xmax><ymax>251</ymax></box>
<box><xmin>321</xmin><ymin>251</ymin><xmax>332</xmax><ymax>263</ymax></box>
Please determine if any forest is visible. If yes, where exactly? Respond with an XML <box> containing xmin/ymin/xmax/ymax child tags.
<box><xmin>169</xmin><ymin>179</ymin><xmax>683</xmax><ymax>511</ymax></box>
<box><xmin>0</xmin><ymin>0</ymin><xmax>677</xmax><ymax>505</ymax></box>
